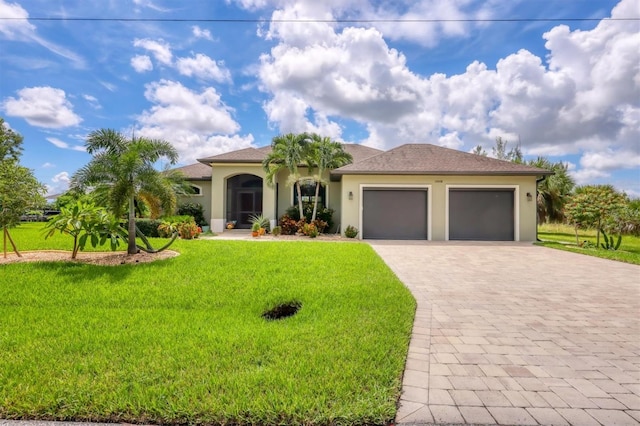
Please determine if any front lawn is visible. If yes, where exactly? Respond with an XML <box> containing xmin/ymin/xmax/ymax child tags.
<box><xmin>0</xmin><ymin>224</ymin><xmax>416</xmax><ymax>425</ymax></box>
<box><xmin>537</xmin><ymin>223</ymin><xmax>640</xmax><ymax>265</ymax></box>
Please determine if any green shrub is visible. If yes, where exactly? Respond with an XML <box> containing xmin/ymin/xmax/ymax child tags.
<box><xmin>135</xmin><ymin>218</ymin><xmax>163</xmax><ymax>238</ymax></box>
<box><xmin>162</xmin><ymin>215</ymin><xmax>192</xmax><ymax>224</ymax></box>
<box><xmin>344</xmin><ymin>225</ymin><xmax>358</xmax><ymax>238</ymax></box>
<box><xmin>285</xmin><ymin>204</ymin><xmax>334</xmax><ymax>231</ymax></box>
<box><xmin>271</xmin><ymin>225</ymin><xmax>282</xmax><ymax>236</ymax></box>
<box><xmin>249</xmin><ymin>214</ymin><xmax>270</xmax><ymax>232</ymax></box>
<box><xmin>302</xmin><ymin>223</ymin><xmax>318</xmax><ymax>238</ymax></box>
<box><xmin>177</xmin><ymin>203</ymin><xmax>207</xmax><ymax>227</ymax></box>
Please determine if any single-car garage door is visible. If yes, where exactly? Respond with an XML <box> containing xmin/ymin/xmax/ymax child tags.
<box><xmin>449</xmin><ymin>189</ymin><xmax>514</xmax><ymax>241</ymax></box>
<box><xmin>363</xmin><ymin>189</ymin><xmax>428</xmax><ymax>239</ymax></box>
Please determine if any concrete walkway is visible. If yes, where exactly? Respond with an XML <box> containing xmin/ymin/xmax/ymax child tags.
<box><xmin>369</xmin><ymin>242</ymin><xmax>640</xmax><ymax>426</ymax></box>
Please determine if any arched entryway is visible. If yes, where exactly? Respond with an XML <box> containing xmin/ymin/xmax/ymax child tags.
<box><xmin>226</xmin><ymin>174</ymin><xmax>263</xmax><ymax>229</ymax></box>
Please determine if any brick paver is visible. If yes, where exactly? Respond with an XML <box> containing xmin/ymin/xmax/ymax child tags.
<box><xmin>370</xmin><ymin>242</ymin><xmax>640</xmax><ymax>425</ymax></box>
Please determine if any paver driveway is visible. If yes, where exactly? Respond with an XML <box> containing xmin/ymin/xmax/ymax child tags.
<box><xmin>369</xmin><ymin>242</ymin><xmax>640</xmax><ymax>426</ymax></box>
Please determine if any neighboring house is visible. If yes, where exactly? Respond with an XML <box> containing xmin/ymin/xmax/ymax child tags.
<box><xmin>177</xmin><ymin>143</ymin><xmax>552</xmax><ymax>241</ymax></box>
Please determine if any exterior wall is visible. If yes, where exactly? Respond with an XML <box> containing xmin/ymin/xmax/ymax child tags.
<box><xmin>209</xmin><ymin>163</ymin><xmax>276</xmax><ymax>233</ymax></box>
<box><xmin>274</xmin><ymin>169</ymin><xmax>342</xmax><ymax>232</ymax></box>
<box><xmin>178</xmin><ymin>180</ymin><xmax>212</xmax><ymax>228</ymax></box>
<box><xmin>340</xmin><ymin>174</ymin><xmax>539</xmax><ymax>241</ymax></box>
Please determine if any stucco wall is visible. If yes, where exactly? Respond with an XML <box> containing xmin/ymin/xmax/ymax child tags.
<box><xmin>208</xmin><ymin>164</ymin><xmax>276</xmax><ymax>233</ymax></box>
<box><xmin>274</xmin><ymin>169</ymin><xmax>342</xmax><ymax>232</ymax></box>
<box><xmin>178</xmin><ymin>180</ymin><xmax>212</xmax><ymax>228</ymax></box>
<box><xmin>340</xmin><ymin>174</ymin><xmax>539</xmax><ymax>241</ymax></box>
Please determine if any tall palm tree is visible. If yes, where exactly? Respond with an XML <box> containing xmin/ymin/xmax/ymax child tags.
<box><xmin>262</xmin><ymin>133</ymin><xmax>310</xmax><ymax>220</ymax></box>
<box><xmin>528</xmin><ymin>157</ymin><xmax>575</xmax><ymax>223</ymax></box>
<box><xmin>307</xmin><ymin>134</ymin><xmax>353</xmax><ymax>221</ymax></box>
<box><xmin>71</xmin><ymin>129</ymin><xmax>180</xmax><ymax>255</ymax></box>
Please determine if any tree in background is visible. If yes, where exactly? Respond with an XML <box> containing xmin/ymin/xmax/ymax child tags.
<box><xmin>564</xmin><ymin>185</ymin><xmax>627</xmax><ymax>247</ymax></box>
<box><xmin>527</xmin><ymin>157</ymin><xmax>575</xmax><ymax>223</ymax></box>
<box><xmin>71</xmin><ymin>129</ymin><xmax>181</xmax><ymax>255</ymax></box>
<box><xmin>471</xmin><ymin>145</ymin><xmax>487</xmax><ymax>156</ymax></box>
<box><xmin>0</xmin><ymin>118</ymin><xmax>46</xmax><ymax>257</ymax></box>
<box><xmin>306</xmin><ymin>134</ymin><xmax>353</xmax><ymax>222</ymax></box>
<box><xmin>492</xmin><ymin>136</ymin><xmax>523</xmax><ymax>163</ymax></box>
<box><xmin>474</xmin><ymin>137</ymin><xmax>573</xmax><ymax>223</ymax></box>
<box><xmin>262</xmin><ymin>133</ymin><xmax>310</xmax><ymax>221</ymax></box>
<box><xmin>0</xmin><ymin>117</ymin><xmax>24</xmax><ymax>162</ymax></box>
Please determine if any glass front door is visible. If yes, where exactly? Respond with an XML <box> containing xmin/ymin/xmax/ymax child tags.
<box><xmin>226</xmin><ymin>175</ymin><xmax>263</xmax><ymax>229</ymax></box>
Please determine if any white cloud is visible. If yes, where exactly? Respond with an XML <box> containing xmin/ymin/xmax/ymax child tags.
<box><xmin>131</xmin><ymin>54</ymin><xmax>153</xmax><ymax>73</ymax></box>
<box><xmin>0</xmin><ymin>0</ymin><xmax>35</xmax><ymax>39</ymax></box>
<box><xmin>46</xmin><ymin>137</ymin><xmax>85</xmax><ymax>152</ymax></box>
<box><xmin>251</xmin><ymin>0</ymin><xmax>639</xmax><ymax>181</ymax></box>
<box><xmin>52</xmin><ymin>171</ymin><xmax>70</xmax><ymax>184</ymax></box>
<box><xmin>42</xmin><ymin>162</ymin><xmax>55</xmax><ymax>168</ymax></box>
<box><xmin>3</xmin><ymin>87</ymin><xmax>82</xmax><ymax>128</ymax></box>
<box><xmin>83</xmin><ymin>94</ymin><xmax>101</xmax><ymax>109</ymax></box>
<box><xmin>192</xmin><ymin>25</ymin><xmax>213</xmax><ymax>40</ymax></box>
<box><xmin>99</xmin><ymin>80</ymin><xmax>117</xmax><ymax>92</ymax></box>
<box><xmin>136</xmin><ymin>80</ymin><xmax>254</xmax><ymax>163</ymax></box>
<box><xmin>233</xmin><ymin>0</ymin><xmax>494</xmax><ymax>47</ymax></box>
<box><xmin>571</xmin><ymin>168</ymin><xmax>610</xmax><ymax>185</ymax></box>
<box><xmin>580</xmin><ymin>150</ymin><xmax>640</xmax><ymax>172</ymax></box>
<box><xmin>176</xmin><ymin>54</ymin><xmax>232</xmax><ymax>83</ymax></box>
<box><xmin>133</xmin><ymin>38</ymin><xmax>173</xmax><ymax>65</ymax></box>
<box><xmin>132</xmin><ymin>0</ymin><xmax>172</xmax><ymax>13</ymax></box>
<box><xmin>45</xmin><ymin>171</ymin><xmax>70</xmax><ymax>196</ymax></box>
<box><xmin>0</xmin><ymin>0</ymin><xmax>85</xmax><ymax>68</ymax></box>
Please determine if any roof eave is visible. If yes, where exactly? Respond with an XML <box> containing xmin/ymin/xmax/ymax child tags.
<box><xmin>331</xmin><ymin>170</ymin><xmax>554</xmax><ymax>176</ymax></box>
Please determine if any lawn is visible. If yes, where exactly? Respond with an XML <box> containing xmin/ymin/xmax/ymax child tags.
<box><xmin>0</xmin><ymin>223</ymin><xmax>416</xmax><ymax>425</ymax></box>
<box><xmin>537</xmin><ymin>222</ymin><xmax>640</xmax><ymax>265</ymax></box>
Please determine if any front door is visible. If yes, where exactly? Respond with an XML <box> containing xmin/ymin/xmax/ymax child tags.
<box><xmin>227</xmin><ymin>174</ymin><xmax>263</xmax><ymax>229</ymax></box>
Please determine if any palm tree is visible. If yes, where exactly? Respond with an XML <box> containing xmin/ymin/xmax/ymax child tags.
<box><xmin>307</xmin><ymin>134</ymin><xmax>353</xmax><ymax>221</ymax></box>
<box><xmin>528</xmin><ymin>157</ymin><xmax>575</xmax><ymax>223</ymax></box>
<box><xmin>71</xmin><ymin>129</ymin><xmax>180</xmax><ymax>255</ymax></box>
<box><xmin>262</xmin><ymin>133</ymin><xmax>310</xmax><ymax>220</ymax></box>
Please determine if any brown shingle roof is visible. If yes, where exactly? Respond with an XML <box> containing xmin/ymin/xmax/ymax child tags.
<box><xmin>198</xmin><ymin>146</ymin><xmax>272</xmax><ymax>164</ymax></box>
<box><xmin>197</xmin><ymin>144</ymin><xmax>382</xmax><ymax>165</ymax></box>
<box><xmin>342</xmin><ymin>144</ymin><xmax>383</xmax><ymax>163</ymax></box>
<box><xmin>174</xmin><ymin>162</ymin><xmax>212</xmax><ymax>180</ymax></box>
<box><xmin>333</xmin><ymin>144</ymin><xmax>553</xmax><ymax>176</ymax></box>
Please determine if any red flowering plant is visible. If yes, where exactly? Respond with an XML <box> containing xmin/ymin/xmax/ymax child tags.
<box><xmin>177</xmin><ymin>220</ymin><xmax>201</xmax><ymax>239</ymax></box>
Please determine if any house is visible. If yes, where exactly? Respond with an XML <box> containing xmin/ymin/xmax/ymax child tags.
<box><xmin>176</xmin><ymin>143</ymin><xmax>552</xmax><ymax>241</ymax></box>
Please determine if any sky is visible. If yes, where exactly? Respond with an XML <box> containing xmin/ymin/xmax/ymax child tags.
<box><xmin>0</xmin><ymin>0</ymin><xmax>639</xmax><ymax>198</ymax></box>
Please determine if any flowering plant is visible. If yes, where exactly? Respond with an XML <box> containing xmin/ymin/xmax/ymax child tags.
<box><xmin>177</xmin><ymin>221</ymin><xmax>201</xmax><ymax>239</ymax></box>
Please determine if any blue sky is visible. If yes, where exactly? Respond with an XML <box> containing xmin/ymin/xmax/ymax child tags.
<box><xmin>1</xmin><ymin>0</ymin><xmax>638</xmax><ymax>197</ymax></box>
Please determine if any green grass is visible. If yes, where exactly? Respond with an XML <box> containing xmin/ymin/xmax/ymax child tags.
<box><xmin>1</xmin><ymin>223</ymin><xmax>416</xmax><ymax>425</ymax></box>
<box><xmin>537</xmin><ymin>223</ymin><xmax>640</xmax><ymax>265</ymax></box>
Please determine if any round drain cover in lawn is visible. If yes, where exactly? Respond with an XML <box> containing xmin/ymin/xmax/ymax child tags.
<box><xmin>262</xmin><ymin>301</ymin><xmax>301</xmax><ymax>320</ymax></box>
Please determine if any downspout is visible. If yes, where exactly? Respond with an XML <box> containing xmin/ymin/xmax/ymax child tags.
<box><xmin>535</xmin><ymin>175</ymin><xmax>547</xmax><ymax>242</ymax></box>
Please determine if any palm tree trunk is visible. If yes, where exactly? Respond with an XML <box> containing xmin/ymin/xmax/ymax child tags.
<box><xmin>311</xmin><ymin>182</ymin><xmax>320</xmax><ymax>222</ymax></box>
<box><xmin>128</xmin><ymin>195</ymin><xmax>137</xmax><ymax>255</ymax></box>
<box><xmin>296</xmin><ymin>181</ymin><xmax>304</xmax><ymax>221</ymax></box>
<box><xmin>4</xmin><ymin>227</ymin><xmax>21</xmax><ymax>258</ymax></box>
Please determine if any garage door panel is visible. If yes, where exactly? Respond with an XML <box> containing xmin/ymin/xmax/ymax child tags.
<box><xmin>449</xmin><ymin>189</ymin><xmax>514</xmax><ymax>241</ymax></box>
<box><xmin>363</xmin><ymin>190</ymin><xmax>428</xmax><ymax>240</ymax></box>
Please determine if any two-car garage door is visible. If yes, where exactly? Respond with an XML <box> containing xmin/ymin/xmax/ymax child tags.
<box><xmin>361</xmin><ymin>187</ymin><xmax>515</xmax><ymax>241</ymax></box>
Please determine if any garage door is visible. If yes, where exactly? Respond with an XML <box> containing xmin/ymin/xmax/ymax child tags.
<box><xmin>449</xmin><ymin>189</ymin><xmax>514</xmax><ymax>241</ymax></box>
<box><xmin>363</xmin><ymin>189</ymin><xmax>428</xmax><ymax>239</ymax></box>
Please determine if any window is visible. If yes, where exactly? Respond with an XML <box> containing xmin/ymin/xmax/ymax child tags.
<box><xmin>293</xmin><ymin>182</ymin><xmax>326</xmax><ymax>208</ymax></box>
<box><xmin>190</xmin><ymin>185</ymin><xmax>202</xmax><ymax>196</ymax></box>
